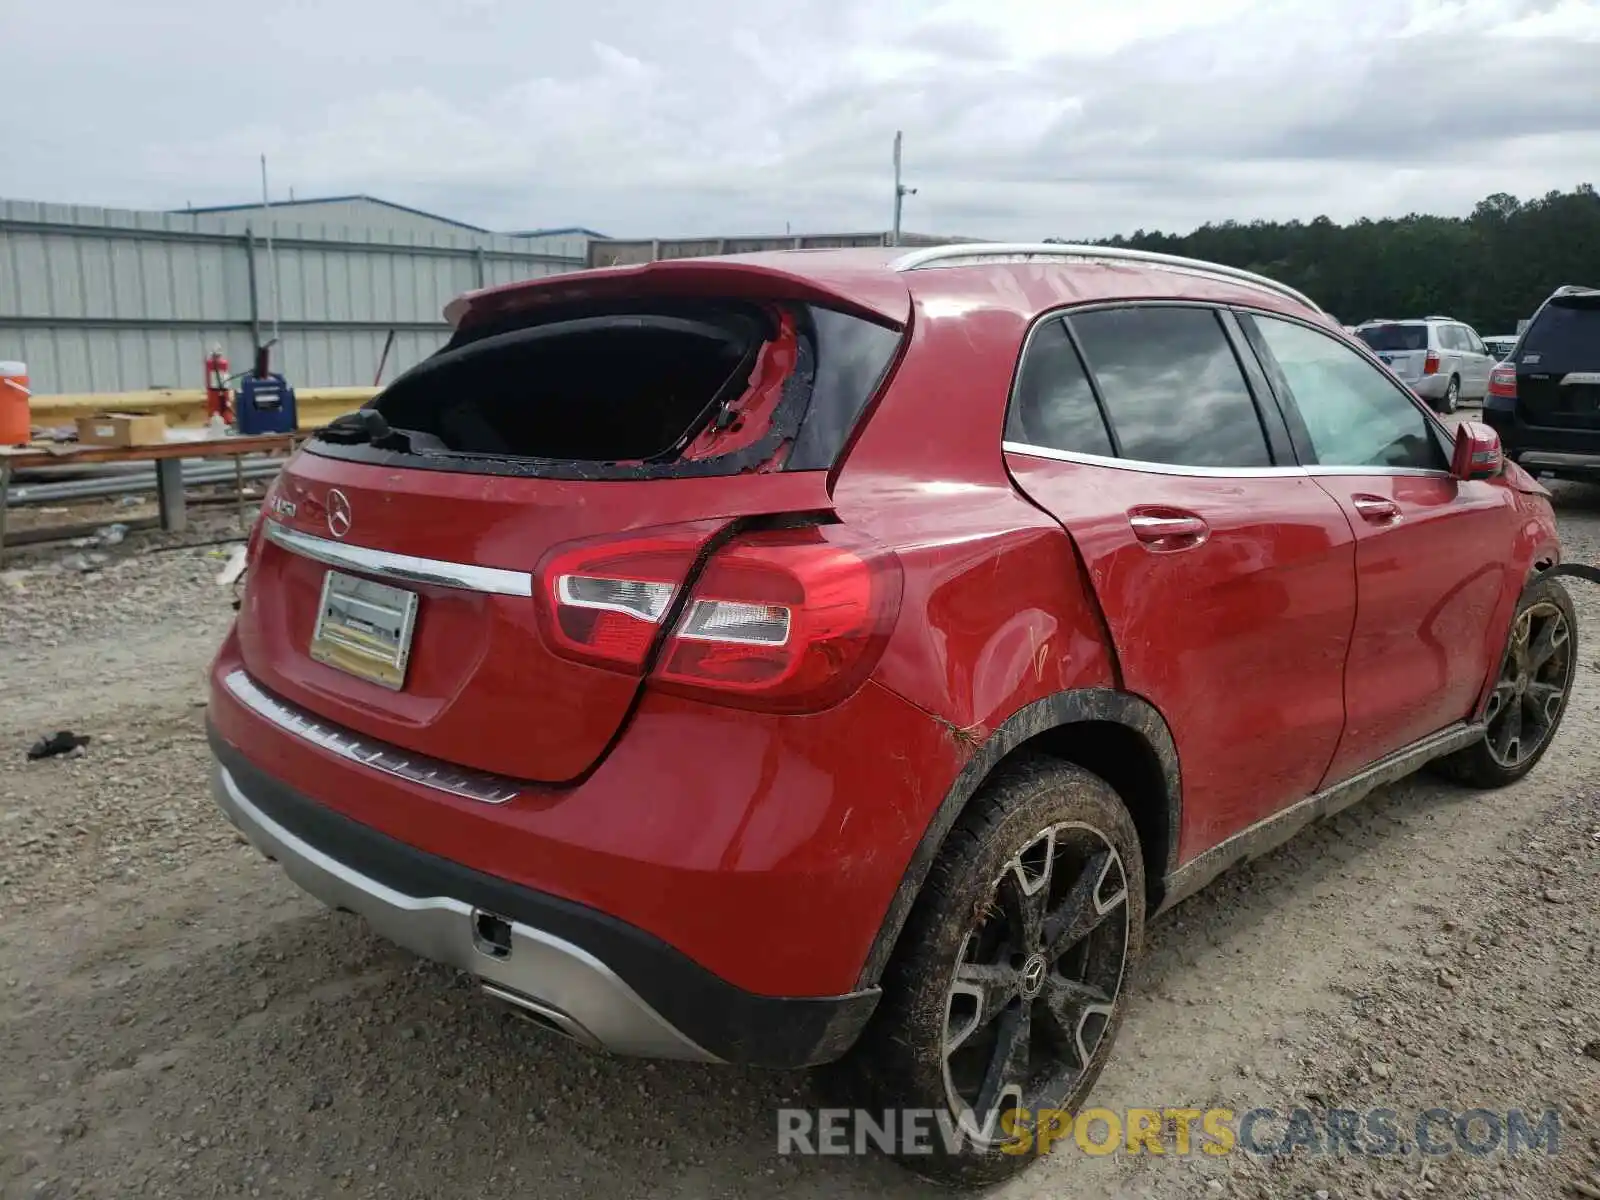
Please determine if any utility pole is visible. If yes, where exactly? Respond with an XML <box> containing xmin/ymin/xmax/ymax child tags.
<box><xmin>260</xmin><ymin>155</ymin><xmax>280</xmax><ymax>351</ymax></box>
<box><xmin>892</xmin><ymin>130</ymin><xmax>917</xmax><ymax>247</ymax></box>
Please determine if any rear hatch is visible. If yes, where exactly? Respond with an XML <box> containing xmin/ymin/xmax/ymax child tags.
<box><xmin>1515</xmin><ymin>290</ymin><xmax>1600</xmax><ymax>428</ymax></box>
<box><xmin>1355</xmin><ymin>322</ymin><xmax>1431</xmax><ymax>382</ymax></box>
<box><xmin>236</xmin><ymin>264</ymin><xmax>906</xmax><ymax>783</ymax></box>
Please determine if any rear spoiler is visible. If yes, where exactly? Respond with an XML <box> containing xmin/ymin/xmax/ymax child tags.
<box><xmin>443</xmin><ymin>257</ymin><xmax>913</xmax><ymax>332</ymax></box>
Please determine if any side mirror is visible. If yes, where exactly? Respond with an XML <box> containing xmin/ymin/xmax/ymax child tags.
<box><xmin>1451</xmin><ymin>421</ymin><xmax>1503</xmax><ymax>481</ymax></box>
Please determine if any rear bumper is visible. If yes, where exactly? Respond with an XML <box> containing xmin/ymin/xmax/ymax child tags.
<box><xmin>1484</xmin><ymin>403</ymin><xmax>1600</xmax><ymax>476</ymax></box>
<box><xmin>1409</xmin><ymin>373</ymin><xmax>1449</xmax><ymax>401</ymax></box>
<box><xmin>210</xmin><ymin>729</ymin><xmax>880</xmax><ymax>1067</ymax></box>
<box><xmin>1513</xmin><ymin>450</ymin><xmax>1600</xmax><ymax>476</ymax></box>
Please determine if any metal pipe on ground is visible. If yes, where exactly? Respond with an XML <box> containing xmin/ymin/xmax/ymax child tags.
<box><xmin>4</xmin><ymin>493</ymin><xmax>260</xmax><ymax>548</ymax></box>
<box><xmin>8</xmin><ymin>459</ymin><xmax>284</xmax><ymax>506</ymax></box>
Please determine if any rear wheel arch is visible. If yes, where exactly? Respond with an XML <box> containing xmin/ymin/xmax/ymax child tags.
<box><xmin>855</xmin><ymin>689</ymin><xmax>1181</xmax><ymax>990</ymax></box>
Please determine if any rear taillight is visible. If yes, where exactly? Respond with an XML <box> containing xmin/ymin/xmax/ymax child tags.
<box><xmin>535</xmin><ymin>521</ymin><xmax>903</xmax><ymax>711</ymax></box>
<box><xmin>1488</xmin><ymin>364</ymin><xmax>1518</xmax><ymax>399</ymax></box>
<box><xmin>1423</xmin><ymin>351</ymin><xmax>1441</xmax><ymax>376</ymax></box>
<box><xmin>654</xmin><ymin>526</ymin><xmax>902</xmax><ymax>713</ymax></box>
<box><xmin>536</xmin><ymin>523</ymin><xmax>722</xmax><ymax>672</ymax></box>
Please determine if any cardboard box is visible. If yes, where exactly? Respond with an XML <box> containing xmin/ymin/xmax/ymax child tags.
<box><xmin>75</xmin><ymin>412</ymin><xmax>168</xmax><ymax>448</ymax></box>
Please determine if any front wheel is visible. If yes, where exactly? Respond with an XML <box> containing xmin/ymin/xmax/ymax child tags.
<box><xmin>835</xmin><ymin>757</ymin><xmax>1145</xmax><ymax>1186</ymax></box>
<box><xmin>1431</xmin><ymin>574</ymin><xmax>1577</xmax><ymax>788</ymax></box>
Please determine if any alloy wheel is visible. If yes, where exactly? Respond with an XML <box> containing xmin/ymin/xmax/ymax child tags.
<box><xmin>941</xmin><ymin>821</ymin><xmax>1131</xmax><ymax>1137</ymax></box>
<box><xmin>1485</xmin><ymin>601</ymin><xmax>1572</xmax><ymax>769</ymax></box>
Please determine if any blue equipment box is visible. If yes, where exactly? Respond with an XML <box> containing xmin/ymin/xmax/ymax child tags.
<box><xmin>237</xmin><ymin>373</ymin><xmax>298</xmax><ymax>435</ymax></box>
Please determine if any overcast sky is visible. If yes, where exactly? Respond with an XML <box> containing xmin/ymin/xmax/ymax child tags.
<box><xmin>6</xmin><ymin>0</ymin><xmax>1599</xmax><ymax>239</ymax></box>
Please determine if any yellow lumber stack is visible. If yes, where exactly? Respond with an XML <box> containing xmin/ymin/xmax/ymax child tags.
<box><xmin>30</xmin><ymin>387</ymin><xmax>379</xmax><ymax>432</ymax></box>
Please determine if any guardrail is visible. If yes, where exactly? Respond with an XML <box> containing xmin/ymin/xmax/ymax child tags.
<box><xmin>30</xmin><ymin>386</ymin><xmax>378</xmax><ymax>432</ymax></box>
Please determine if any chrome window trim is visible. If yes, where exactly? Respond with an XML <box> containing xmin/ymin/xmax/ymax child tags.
<box><xmin>1002</xmin><ymin>440</ymin><xmax>1453</xmax><ymax>481</ymax></box>
<box><xmin>263</xmin><ymin>520</ymin><xmax>533</xmax><ymax>598</ymax></box>
<box><xmin>222</xmin><ymin>669</ymin><xmax>523</xmax><ymax>804</ymax></box>
<box><xmin>1001</xmin><ymin>440</ymin><xmax>1304</xmax><ymax>478</ymax></box>
<box><xmin>1302</xmin><ymin>465</ymin><xmax>1452</xmax><ymax>479</ymax></box>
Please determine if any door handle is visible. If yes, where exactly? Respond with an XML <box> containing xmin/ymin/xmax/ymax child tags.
<box><xmin>1129</xmin><ymin>510</ymin><xmax>1209</xmax><ymax>550</ymax></box>
<box><xmin>1351</xmin><ymin>494</ymin><xmax>1402</xmax><ymax>524</ymax></box>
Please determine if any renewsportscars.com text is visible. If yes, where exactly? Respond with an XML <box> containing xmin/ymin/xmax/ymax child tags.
<box><xmin>776</xmin><ymin>1106</ymin><xmax>1562</xmax><ymax>1158</ymax></box>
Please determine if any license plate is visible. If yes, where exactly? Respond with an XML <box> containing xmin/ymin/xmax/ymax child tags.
<box><xmin>309</xmin><ymin>570</ymin><xmax>419</xmax><ymax>690</ymax></box>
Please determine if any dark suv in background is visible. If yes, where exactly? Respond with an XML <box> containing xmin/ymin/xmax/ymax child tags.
<box><xmin>1485</xmin><ymin>285</ymin><xmax>1600</xmax><ymax>482</ymax></box>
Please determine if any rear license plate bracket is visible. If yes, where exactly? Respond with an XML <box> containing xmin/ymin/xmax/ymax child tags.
<box><xmin>309</xmin><ymin>570</ymin><xmax>420</xmax><ymax>690</ymax></box>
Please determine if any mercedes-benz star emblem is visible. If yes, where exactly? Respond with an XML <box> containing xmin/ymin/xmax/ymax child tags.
<box><xmin>326</xmin><ymin>489</ymin><xmax>352</xmax><ymax>539</ymax></box>
<box><xmin>1020</xmin><ymin>954</ymin><xmax>1047</xmax><ymax>999</ymax></box>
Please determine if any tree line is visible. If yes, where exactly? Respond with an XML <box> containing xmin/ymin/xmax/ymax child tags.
<box><xmin>1054</xmin><ymin>185</ymin><xmax>1600</xmax><ymax>334</ymax></box>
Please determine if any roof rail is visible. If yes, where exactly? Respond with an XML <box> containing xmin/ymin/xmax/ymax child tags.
<box><xmin>889</xmin><ymin>242</ymin><xmax>1323</xmax><ymax>313</ymax></box>
<box><xmin>1424</xmin><ymin>314</ymin><xmax>1453</xmax><ymax>321</ymax></box>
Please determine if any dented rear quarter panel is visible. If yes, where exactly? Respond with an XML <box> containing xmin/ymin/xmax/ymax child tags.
<box><xmin>833</xmin><ymin>275</ymin><xmax>1119</xmax><ymax>740</ymax></box>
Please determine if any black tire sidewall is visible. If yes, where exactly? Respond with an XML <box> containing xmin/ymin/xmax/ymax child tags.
<box><xmin>1434</xmin><ymin>573</ymin><xmax>1577</xmax><ymax>787</ymax></box>
<box><xmin>843</xmin><ymin>757</ymin><xmax>1146</xmax><ymax>1183</ymax></box>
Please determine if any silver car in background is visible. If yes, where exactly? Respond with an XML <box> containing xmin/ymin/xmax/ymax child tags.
<box><xmin>1353</xmin><ymin>316</ymin><xmax>1496</xmax><ymax>413</ymax></box>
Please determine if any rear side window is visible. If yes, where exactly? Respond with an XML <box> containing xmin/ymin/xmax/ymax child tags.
<box><xmin>1520</xmin><ymin>297</ymin><xmax>1600</xmax><ymax>370</ymax></box>
<box><xmin>1068</xmin><ymin>307</ymin><xmax>1272</xmax><ymax>468</ymax></box>
<box><xmin>788</xmin><ymin>307</ymin><xmax>902</xmax><ymax>470</ymax></box>
<box><xmin>1004</xmin><ymin>318</ymin><xmax>1114</xmax><ymax>457</ymax></box>
<box><xmin>1248</xmin><ymin>315</ymin><xmax>1443</xmax><ymax>471</ymax></box>
<box><xmin>1357</xmin><ymin>324</ymin><xmax>1429</xmax><ymax>352</ymax></box>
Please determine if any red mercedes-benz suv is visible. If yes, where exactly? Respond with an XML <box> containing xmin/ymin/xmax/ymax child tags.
<box><xmin>209</xmin><ymin>243</ymin><xmax>1573</xmax><ymax>1183</ymax></box>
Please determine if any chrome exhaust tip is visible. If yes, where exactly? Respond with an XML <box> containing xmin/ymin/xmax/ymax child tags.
<box><xmin>481</xmin><ymin>982</ymin><xmax>604</xmax><ymax>1052</ymax></box>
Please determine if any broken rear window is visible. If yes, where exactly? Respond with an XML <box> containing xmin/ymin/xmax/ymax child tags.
<box><xmin>310</xmin><ymin>300</ymin><xmax>902</xmax><ymax>481</ymax></box>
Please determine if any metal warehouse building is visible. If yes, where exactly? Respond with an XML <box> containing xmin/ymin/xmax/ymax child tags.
<box><xmin>1</xmin><ymin>193</ymin><xmax>974</xmax><ymax>396</ymax></box>
<box><xmin>0</xmin><ymin>195</ymin><xmax>593</xmax><ymax>395</ymax></box>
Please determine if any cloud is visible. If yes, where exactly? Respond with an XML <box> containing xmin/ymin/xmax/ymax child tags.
<box><xmin>2</xmin><ymin>0</ymin><xmax>1597</xmax><ymax>239</ymax></box>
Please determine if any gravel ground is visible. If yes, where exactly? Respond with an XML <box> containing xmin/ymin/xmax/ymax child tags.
<box><xmin>2</xmin><ymin>489</ymin><xmax>1600</xmax><ymax>1200</ymax></box>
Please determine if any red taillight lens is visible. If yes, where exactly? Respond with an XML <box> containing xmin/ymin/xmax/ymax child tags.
<box><xmin>536</xmin><ymin>523</ymin><xmax>722</xmax><ymax>672</ymax></box>
<box><xmin>1488</xmin><ymin>365</ymin><xmax>1518</xmax><ymax>399</ymax></box>
<box><xmin>653</xmin><ymin>526</ymin><xmax>903</xmax><ymax>713</ymax></box>
<box><xmin>1423</xmin><ymin>351</ymin><xmax>1441</xmax><ymax>376</ymax></box>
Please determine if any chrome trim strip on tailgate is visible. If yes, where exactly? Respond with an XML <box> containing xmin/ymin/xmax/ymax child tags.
<box><xmin>222</xmin><ymin>669</ymin><xmax>522</xmax><ymax>804</ymax></box>
<box><xmin>263</xmin><ymin>520</ymin><xmax>533</xmax><ymax>597</ymax></box>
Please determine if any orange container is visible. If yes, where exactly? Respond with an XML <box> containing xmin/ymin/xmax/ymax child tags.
<box><xmin>0</xmin><ymin>362</ymin><xmax>29</xmax><ymax>446</ymax></box>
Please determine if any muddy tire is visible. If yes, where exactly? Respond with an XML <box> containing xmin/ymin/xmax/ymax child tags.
<box><xmin>1431</xmin><ymin>574</ymin><xmax>1577</xmax><ymax>789</ymax></box>
<box><xmin>833</xmin><ymin>755</ymin><xmax>1145</xmax><ymax>1186</ymax></box>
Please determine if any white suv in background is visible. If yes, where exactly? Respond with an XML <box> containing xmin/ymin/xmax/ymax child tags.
<box><xmin>1482</xmin><ymin>334</ymin><xmax>1519</xmax><ymax>361</ymax></box>
<box><xmin>1353</xmin><ymin>316</ymin><xmax>1496</xmax><ymax>413</ymax></box>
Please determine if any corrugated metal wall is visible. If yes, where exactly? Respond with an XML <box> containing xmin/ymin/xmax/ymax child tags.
<box><xmin>0</xmin><ymin>199</ymin><xmax>588</xmax><ymax>393</ymax></box>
